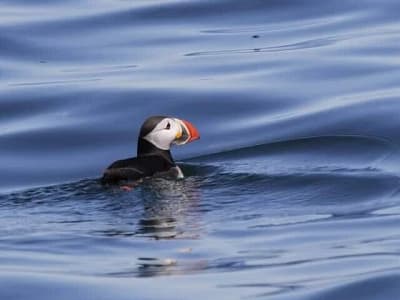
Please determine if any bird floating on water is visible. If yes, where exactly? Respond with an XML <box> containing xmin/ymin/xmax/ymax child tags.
<box><xmin>101</xmin><ymin>116</ymin><xmax>200</xmax><ymax>187</ymax></box>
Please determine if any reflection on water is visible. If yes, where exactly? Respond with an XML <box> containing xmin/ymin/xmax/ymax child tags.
<box><xmin>1</xmin><ymin>137</ymin><xmax>400</xmax><ymax>298</ymax></box>
<box><xmin>2</xmin><ymin>0</ymin><xmax>400</xmax><ymax>299</ymax></box>
<box><xmin>137</xmin><ymin>177</ymin><xmax>203</xmax><ymax>239</ymax></box>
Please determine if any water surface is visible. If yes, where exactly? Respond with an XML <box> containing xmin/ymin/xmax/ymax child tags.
<box><xmin>1</xmin><ymin>0</ymin><xmax>400</xmax><ymax>299</ymax></box>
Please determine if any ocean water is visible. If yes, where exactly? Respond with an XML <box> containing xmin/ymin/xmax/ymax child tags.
<box><xmin>1</xmin><ymin>0</ymin><xmax>400</xmax><ymax>299</ymax></box>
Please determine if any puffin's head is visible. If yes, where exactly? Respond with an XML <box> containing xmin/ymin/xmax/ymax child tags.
<box><xmin>139</xmin><ymin>116</ymin><xmax>200</xmax><ymax>150</ymax></box>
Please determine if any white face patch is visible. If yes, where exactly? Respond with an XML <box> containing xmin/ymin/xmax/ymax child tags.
<box><xmin>143</xmin><ymin>118</ymin><xmax>182</xmax><ymax>150</ymax></box>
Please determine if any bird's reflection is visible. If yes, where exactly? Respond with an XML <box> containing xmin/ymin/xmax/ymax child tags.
<box><xmin>101</xmin><ymin>173</ymin><xmax>208</xmax><ymax>278</ymax></box>
<box><xmin>136</xmin><ymin>174</ymin><xmax>202</xmax><ymax>240</ymax></box>
<box><xmin>131</xmin><ymin>175</ymin><xmax>206</xmax><ymax>278</ymax></box>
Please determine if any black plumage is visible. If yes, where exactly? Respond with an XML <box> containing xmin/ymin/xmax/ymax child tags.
<box><xmin>101</xmin><ymin>116</ymin><xmax>177</xmax><ymax>185</ymax></box>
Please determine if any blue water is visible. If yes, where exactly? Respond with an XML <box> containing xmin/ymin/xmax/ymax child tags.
<box><xmin>1</xmin><ymin>0</ymin><xmax>400</xmax><ymax>299</ymax></box>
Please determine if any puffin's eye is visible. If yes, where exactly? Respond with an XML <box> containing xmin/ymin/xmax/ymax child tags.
<box><xmin>165</xmin><ymin>122</ymin><xmax>171</xmax><ymax>130</ymax></box>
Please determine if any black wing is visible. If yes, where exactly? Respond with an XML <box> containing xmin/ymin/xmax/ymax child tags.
<box><xmin>101</xmin><ymin>155</ymin><xmax>173</xmax><ymax>184</ymax></box>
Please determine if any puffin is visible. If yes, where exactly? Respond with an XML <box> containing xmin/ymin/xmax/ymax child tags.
<box><xmin>101</xmin><ymin>116</ymin><xmax>200</xmax><ymax>186</ymax></box>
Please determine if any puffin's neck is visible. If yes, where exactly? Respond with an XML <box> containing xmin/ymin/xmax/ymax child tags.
<box><xmin>137</xmin><ymin>138</ymin><xmax>175</xmax><ymax>164</ymax></box>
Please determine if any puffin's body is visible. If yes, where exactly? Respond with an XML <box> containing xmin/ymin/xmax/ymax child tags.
<box><xmin>101</xmin><ymin>116</ymin><xmax>199</xmax><ymax>185</ymax></box>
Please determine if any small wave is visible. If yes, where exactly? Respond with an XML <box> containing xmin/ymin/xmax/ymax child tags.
<box><xmin>190</xmin><ymin>135</ymin><xmax>396</xmax><ymax>167</ymax></box>
<box><xmin>185</xmin><ymin>36</ymin><xmax>339</xmax><ymax>57</ymax></box>
<box><xmin>8</xmin><ymin>78</ymin><xmax>101</xmax><ymax>87</ymax></box>
<box><xmin>303</xmin><ymin>271</ymin><xmax>400</xmax><ymax>300</ymax></box>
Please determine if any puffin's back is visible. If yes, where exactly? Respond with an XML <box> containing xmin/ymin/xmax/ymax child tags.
<box><xmin>101</xmin><ymin>155</ymin><xmax>174</xmax><ymax>184</ymax></box>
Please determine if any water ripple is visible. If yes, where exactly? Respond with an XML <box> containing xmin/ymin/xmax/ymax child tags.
<box><xmin>2</xmin><ymin>0</ymin><xmax>400</xmax><ymax>299</ymax></box>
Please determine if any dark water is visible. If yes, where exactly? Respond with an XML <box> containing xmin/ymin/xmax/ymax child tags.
<box><xmin>1</xmin><ymin>0</ymin><xmax>400</xmax><ymax>299</ymax></box>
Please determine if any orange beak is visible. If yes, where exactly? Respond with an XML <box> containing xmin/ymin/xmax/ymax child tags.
<box><xmin>181</xmin><ymin>119</ymin><xmax>200</xmax><ymax>143</ymax></box>
<box><xmin>174</xmin><ymin>118</ymin><xmax>200</xmax><ymax>145</ymax></box>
